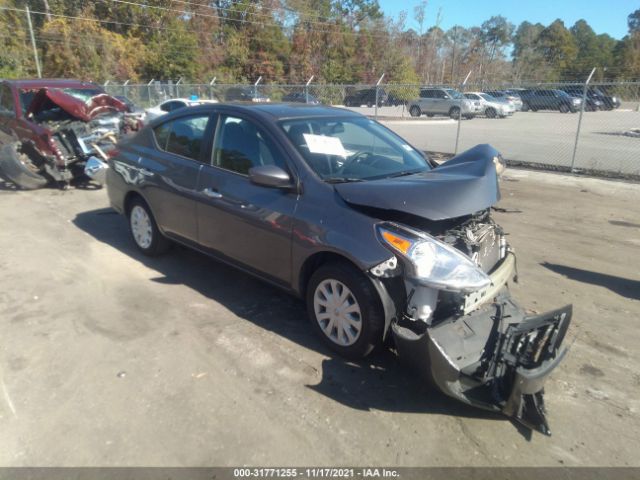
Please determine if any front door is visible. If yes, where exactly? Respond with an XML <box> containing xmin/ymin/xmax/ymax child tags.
<box><xmin>196</xmin><ymin>114</ymin><xmax>297</xmax><ymax>285</ymax></box>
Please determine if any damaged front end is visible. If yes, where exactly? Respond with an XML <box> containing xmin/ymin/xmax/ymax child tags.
<box><xmin>354</xmin><ymin>149</ymin><xmax>572</xmax><ymax>435</ymax></box>
<box><xmin>0</xmin><ymin>87</ymin><xmax>131</xmax><ymax>189</ymax></box>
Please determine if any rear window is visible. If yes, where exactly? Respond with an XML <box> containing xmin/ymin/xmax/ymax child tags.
<box><xmin>153</xmin><ymin>114</ymin><xmax>211</xmax><ymax>162</ymax></box>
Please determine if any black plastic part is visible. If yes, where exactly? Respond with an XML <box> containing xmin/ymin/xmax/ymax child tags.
<box><xmin>391</xmin><ymin>299</ymin><xmax>572</xmax><ymax>436</ymax></box>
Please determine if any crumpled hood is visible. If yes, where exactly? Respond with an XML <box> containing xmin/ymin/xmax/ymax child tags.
<box><xmin>26</xmin><ymin>88</ymin><xmax>127</xmax><ymax>122</ymax></box>
<box><xmin>334</xmin><ymin>144</ymin><xmax>501</xmax><ymax>221</ymax></box>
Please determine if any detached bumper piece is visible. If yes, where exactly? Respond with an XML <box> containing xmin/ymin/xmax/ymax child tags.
<box><xmin>392</xmin><ymin>295</ymin><xmax>572</xmax><ymax>435</ymax></box>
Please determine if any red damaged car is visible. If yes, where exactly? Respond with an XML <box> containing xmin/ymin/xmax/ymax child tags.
<box><xmin>0</xmin><ymin>78</ymin><xmax>140</xmax><ymax>189</ymax></box>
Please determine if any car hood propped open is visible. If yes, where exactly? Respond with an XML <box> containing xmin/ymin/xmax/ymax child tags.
<box><xmin>334</xmin><ymin>144</ymin><xmax>502</xmax><ymax>221</ymax></box>
<box><xmin>26</xmin><ymin>88</ymin><xmax>127</xmax><ymax>122</ymax></box>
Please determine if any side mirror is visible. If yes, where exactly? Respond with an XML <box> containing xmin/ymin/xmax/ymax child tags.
<box><xmin>249</xmin><ymin>165</ymin><xmax>293</xmax><ymax>189</ymax></box>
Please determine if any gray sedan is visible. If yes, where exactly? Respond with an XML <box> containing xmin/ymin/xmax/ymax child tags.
<box><xmin>87</xmin><ymin>103</ymin><xmax>572</xmax><ymax>436</ymax></box>
<box><xmin>464</xmin><ymin>92</ymin><xmax>515</xmax><ymax>118</ymax></box>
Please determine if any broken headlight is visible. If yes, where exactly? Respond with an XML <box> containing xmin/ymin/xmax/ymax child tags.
<box><xmin>377</xmin><ymin>224</ymin><xmax>490</xmax><ymax>293</ymax></box>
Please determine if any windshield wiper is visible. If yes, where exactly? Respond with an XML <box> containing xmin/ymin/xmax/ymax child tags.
<box><xmin>387</xmin><ymin>169</ymin><xmax>423</xmax><ymax>178</ymax></box>
<box><xmin>324</xmin><ymin>177</ymin><xmax>364</xmax><ymax>184</ymax></box>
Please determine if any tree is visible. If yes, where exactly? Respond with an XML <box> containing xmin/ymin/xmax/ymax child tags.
<box><xmin>536</xmin><ymin>19</ymin><xmax>578</xmax><ymax>79</ymax></box>
<box><xmin>512</xmin><ymin>21</ymin><xmax>546</xmax><ymax>80</ymax></box>
<box><xmin>143</xmin><ymin>17</ymin><xmax>199</xmax><ymax>81</ymax></box>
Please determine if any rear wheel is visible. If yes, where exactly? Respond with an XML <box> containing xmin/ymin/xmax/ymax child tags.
<box><xmin>449</xmin><ymin>106</ymin><xmax>461</xmax><ymax>119</ymax></box>
<box><xmin>409</xmin><ymin>105</ymin><xmax>422</xmax><ymax>117</ymax></box>
<box><xmin>522</xmin><ymin>102</ymin><xmax>530</xmax><ymax>112</ymax></box>
<box><xmin>559</xmin><ymin>104</ymin><xmax>570</xmax><ymax>113</ymax></box>
<box><xmin>306</xmin><ymin>262</ymin><xmax>385</xmax><ymax>359</ymax></box>
<box><xmin>127</xmin><ymin>197</ymin><xmax>171</xmax><ymax>256</ymax></box>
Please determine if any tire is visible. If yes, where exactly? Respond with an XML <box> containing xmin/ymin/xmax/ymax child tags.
<box><xmin>449</xmin><ymin>107</ymin><xmax>461</xmax><ymax>119</ymax></box>
<box><xmin>127</xmin><ymin>197</ymin><xmax>171</xmax><ymax>256</ymax></box>
<box><xmin>559</xmin><ymin>104</ymin><xmax>570</xmax><ymax>113</ymax></box>
<box><xmin>521</xmin><ymin>102</ymin><xmax>530</xmax><ymax>112</ymax></box>
<box><xmin>426</xmin><ymin>113</ymin><xmax>435</xmax><ymax>118</ymax></box>
<box><xmin>306</xmin><ymin>261</ymin><xmax>385</xmax><ymax>359</ymax></box>
<box><xmin>409</xmin><ymin>105</ymin><xmax>422</xmax><ymax>117</ymax></box>
<box><xmin>485</xmin><ymin>107</ymin><xmax>497</xmax><ymax>118</ymax></box>
<box><xmin>0</xmin><ymin>143</ymin><xmax>48</xmax><ymax>190</ymax></box>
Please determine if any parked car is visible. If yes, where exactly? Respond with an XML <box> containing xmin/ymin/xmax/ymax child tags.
<box><xmin>0</xmin><ymin>78</ymin><xmax>134</xmax><ymax>189</ymax></box>
<box><xmin>91</xmin><ymin>103</ymin><xmax>572</xmax><ymax>436</ymax></box>
<box><xmin>519</xmin><ymin>89</ymin><xmax>583</xmax><ymax>113</ymax></box>
<box><xmin>592</xmin><ymin>86</ymin><xmax>621</xmax><ymax>110</ymax></box>
<box><xmin>464</xmin><ymin>92</ymin><xmax>515</xmax><ymax>118</ymax></box>
<box><xmin>386</xmin><ymin>91</ymin><xmax>408</xmax><ymax>106</ymax></box>
<box><xmin>483</xmin><ymin>90</ymin><xmax>523</xmax><ymax>111</ymax></box>
<box><xmin>225</xmin><ymin>87</ymin><xmax>271</xmax><ymax>103</ymax></box>
<box><xmin>145</xmin><ymin>98</ymin><xmax>218</xmax><ymax>121</ymax></box>
<box><xmin>343</xmin><ymin>88</ymin><xmax>388</xmax><ymax>107</ymax></box>
<box><xmin>281</xmin><ymin>92</ymin><xmax>321</xmax><ymax>104</ymax></box>
<box><xmin>407</xmin><ymin>87</ymin><xmax>482</xmax><ymax>119</ymax></box>
<box><xmin>114</xmin><ymin>95</ymin><xmax>146</xmax><ymax>125</ymax></box>
<box><xmin>558</xmin><ymin>87</ymin><xmax>604</xmax><ymax>111</ymax></box>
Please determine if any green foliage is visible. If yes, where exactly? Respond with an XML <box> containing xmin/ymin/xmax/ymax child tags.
<box><xmin>0</xmin><ymin>1</ymin><xmax>638</xmax><ymax>84</ymax></box>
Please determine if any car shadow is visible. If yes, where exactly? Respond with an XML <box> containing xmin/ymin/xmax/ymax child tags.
<box><xmin>73</xmin><ymin>208</ymin><xmax>508</xmax><ymax>425</ymax></box>
<box><xmin>542</xmin><ymin>262</ymin><xmax>640</xmax><ymax>301</ymax></box>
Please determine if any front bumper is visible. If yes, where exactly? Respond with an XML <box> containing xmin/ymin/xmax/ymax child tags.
<box><xmin>391</xmin><ymin>254</ymin><xmax>572</xmax><ymax>435</ymax></box>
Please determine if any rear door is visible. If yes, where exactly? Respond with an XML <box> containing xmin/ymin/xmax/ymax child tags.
<box><xmin>195</xmin><ymin>114</ymin><xmax>297</xmax><ymax>285</ymax></box>
<box><xmin>418</xmin><ymin>89</ymin><xmax>434</xmax><ymax>112</ymax></box>
<box><xmin>138</xmin><ymin>112</ymin><xmax>215</xmax><ymax>243</ymax></box>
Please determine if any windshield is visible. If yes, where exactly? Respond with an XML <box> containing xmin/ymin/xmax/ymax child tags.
<box><xmin>445</xmin><ymin>89</ymin><xmax>464</xmax><ymax>99</ymax></box>
<box><xmin>20</xmin><ymin>87</ymin><xmax>104</xmax><ymax>112</ymax></box>
<box><xmin>281</xmin><ymin>117</ymin><xmax>431</xmax><ymax>182</ymax></box>
<box><xmin>479</xmin><ymin>93</ymin><xmax>495</xmax><ymax>101</ymax></box>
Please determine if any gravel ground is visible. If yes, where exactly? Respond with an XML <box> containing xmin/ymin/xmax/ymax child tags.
<box><xmin>0</xmin><ymin>169</ymin><xmax>639</xmax><ymax>466</ymax></box>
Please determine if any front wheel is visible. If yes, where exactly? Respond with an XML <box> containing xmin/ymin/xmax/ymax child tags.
<box><xmin>485</xmin><ymin>107</ymin><xmax>497</xmax><ymax>118</ymax></box>
<box><xmin>128</xmin><ymin>198</ymin><xmax>171</xmax><ymax>256</ymax></box>
<box><xmin>559</xmin><ymin>104</ymin><xmax>570</xmax><ymax>113</ymax></box>
<box><xmin>449</xmin><ymin>107</ymin><xmax>461</xmax><ymax>119</ymax></box>
<box><xmin>306</xmin><ymin>262</ymin><xmax>385</xmax><ymax>359</ymax></box>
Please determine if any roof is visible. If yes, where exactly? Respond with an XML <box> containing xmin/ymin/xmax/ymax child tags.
<box><xmin>225</xmin><ymin>103</ymin><xmax>361</xmax><ymax>120</ymax></box>
<box><xmin>4</xmin><ymin>78</ymin><xmax>101</xmax><ymax>89</ymax></box>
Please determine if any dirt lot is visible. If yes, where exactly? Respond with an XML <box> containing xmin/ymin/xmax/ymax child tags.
<box><xmin>0</xmin><ymin>169</ymin><xmax>639</xmax><ymax>466</ymax></box>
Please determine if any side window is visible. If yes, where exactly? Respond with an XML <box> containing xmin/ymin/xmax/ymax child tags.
<box><xmin>434</xmin><ymin>90</ymin><xmax>446</xmax><ymax>99</ymax></box>
<box><xmin>420</xmin><ymin>90</ymin><xmax>432</xmax><ymax>98</ymax></box>
<box><xmin>153</xmin><ymin>114</ymin><xmax>211</xmax><ymax>162</ymax></box>
<box><xmin>213</xmin><ymin>116</ymin><xmax>285</xmax><ymax>175</ymax></box>
<box><xmin>0</xmin><ymin>85</ymin><xmax>15</xmax><ymax>114</ymax></box>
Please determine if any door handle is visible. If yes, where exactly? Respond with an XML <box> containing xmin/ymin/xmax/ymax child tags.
<box><xmin>202</xmin><ymin>187</ymin><xmax>223</xmax><ymax>199</ymax></box>
<box><xmin>140</xmin><ymin>168</ymin><xmax>154</xmax><ymax>176</ymax></box>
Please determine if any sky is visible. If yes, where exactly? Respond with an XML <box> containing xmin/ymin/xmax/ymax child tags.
<box><xmin>378</xmin><ymin>0</ymin><xmax>637</xmax><ymax>40</ymax></box>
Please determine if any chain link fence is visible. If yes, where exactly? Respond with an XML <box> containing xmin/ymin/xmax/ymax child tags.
<box><xmin>104</xmin><ymin>80</ymin><xmax>640</xmax><ymax>179</ymax></box>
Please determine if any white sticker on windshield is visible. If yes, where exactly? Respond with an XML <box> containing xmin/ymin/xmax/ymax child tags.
<box><xmin>303</xmin><ymin>134</ymin><xmax>349</xmax><ymax>157</ymax></box>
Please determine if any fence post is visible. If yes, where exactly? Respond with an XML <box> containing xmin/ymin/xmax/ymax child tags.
<box><xmin>570</xmin><ymin>68</ymin><xmax>596</xmax><ymax>173</ymax></box>
<box><xmin>254</xmin><ymin>76</ymin><xmax>263</xmax><ymax>100</ymax></box>
<box><xmin>375</xmin><ymin>73</ymin><xmax>385</xmax><ymax>120</ymax></box>
<box><xmin>454</xmin><ymin>70</ymin><xmax>472</xmax><ymax>155</ymax></box>
<box><xmin>305</xmin><ymin>76</ymin><xmax>314</xmax><ymax>104</ymax></box>
<box><xmin>25</xmin><ymin>6</ymin><xmax>42</xmax><ymax>78</ymax></box>
<box><xmin>175</xmin><ymin>77</ymin><xmax>183</xmax><ymax>99</ymax></box>
<box><xmin>208</xmin><ymin>77</ymin><xmax>216</xmax><ymax>100</ymax></box>
<box><xmin>123</xmin><ymin>79</ymin><xmax>130</xmax><ymax>98</ymax></box>
<box><xmin>147</xmin><ymin>79</ymin><xmax>154</xmax><ymax>107</ymax></box>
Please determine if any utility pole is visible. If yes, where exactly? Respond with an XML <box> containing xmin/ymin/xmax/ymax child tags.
<box><xmin>450</xmin><ymin>25</ymin><xmax>457</xmax><ymax>83</ymax></box>
<box><xmin>25</xmin><ymin>6</ymin><xmax>42</xmax><ymax>78</ymax></box>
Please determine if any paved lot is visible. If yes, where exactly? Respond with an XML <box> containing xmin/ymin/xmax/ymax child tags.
<box><xmin>0</xmin><ymin>169</ymin><xmax>639</xmax><ymax>466</ymax></box>
<box><xmin>372</xmin><ymin>109</ymin><xmax>640</xmax><ymax>175</ymax></box>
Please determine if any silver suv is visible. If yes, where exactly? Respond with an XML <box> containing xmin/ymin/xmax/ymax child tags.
<box><xmin>408</xmin><ymin>87</ymin><xmax>482</xmax><ymax>119</ymax></box>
